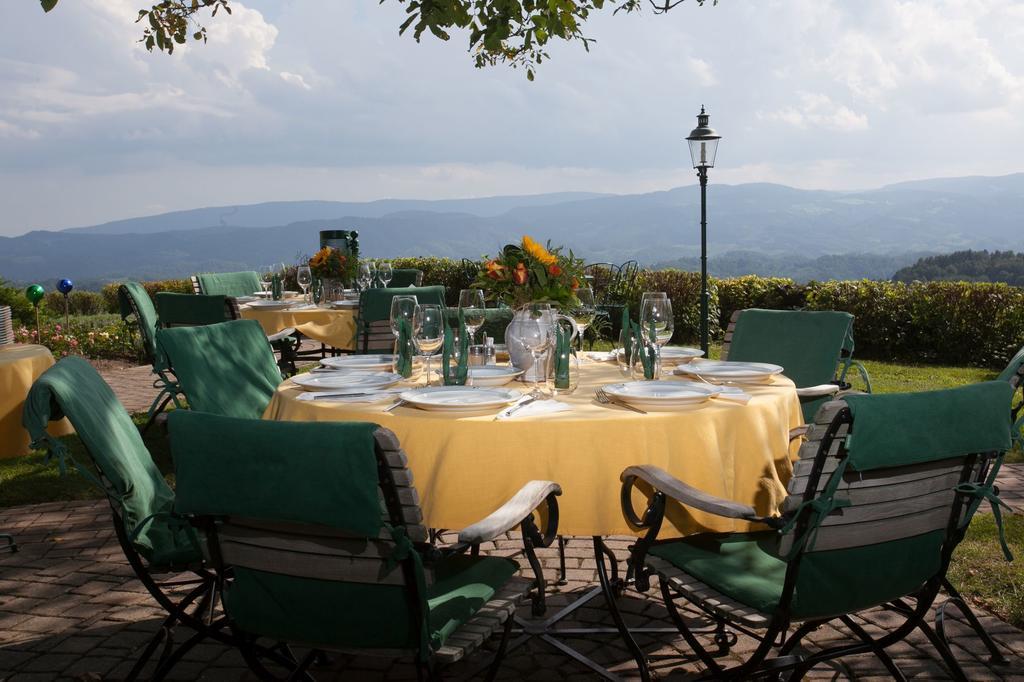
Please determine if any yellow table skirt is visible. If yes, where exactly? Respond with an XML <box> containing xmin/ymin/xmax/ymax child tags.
<box><xmin>241</xmin><ymin>305</ymin><xmax>357</xmax><ymax>351</ymax></box>
<box><xmin>263</xmin><ymin>362</ymin><xmax>802</xmax><ymax>538</ymax></box>
<box><xmin>0</xmin><ymin>344</ymin><xmax>73</xmax><ymax>458</ymax></box>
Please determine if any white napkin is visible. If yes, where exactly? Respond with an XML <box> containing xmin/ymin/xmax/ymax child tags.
<box><xmin>495</xmin><ymin>399</ymin><xmax>572</xmax><ymax>420</ymax></box>
<box><xmin>713</xmin><ymin>386</ymin><xmax>752</xmax><ymax>404</ymax></box>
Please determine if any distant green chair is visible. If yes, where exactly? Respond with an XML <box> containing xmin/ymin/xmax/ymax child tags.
<box><xmin>117</xmin><ymin>282</ymin><xmax>182</xmax><ymax>434</ymax></box>
<box><xmin>389</xmin><ymin>268</ymin><xmax>424</xmax><ymax>288</ymax></box>
<box><xmin>21</xmin><ymin>357</ymin><xmax>224</xmax><ymax>680</ymax></box>
<box><xmin>723</xmin><ymin>308</ymin><xmax>872</xmax><ymax>423</ymax></box>
<box><xmin>156</xmin><ymin>319</ymin><xmax>282</xmax><ymax>419</ymax></box>
<box><xmin>998</xmin><ymin>343</ymin><xmax>1024</xmax><ymax>438</ymax></box>
<box><xmin>615</xmin><ymin>382</ymin><xmax>1014</xmax><ymax>680</ymax></box>
<box><xmin>170</xmin><ymin>410</ymin><xmax>561</xmax><ymax>680</ymax></box>
<box><xmin>357</xmin><ymin>285</ymin><xmax>446</xmax><ymax>354</ymax></box>
<box><xmin>157</xmin><ymin>292</ymin><xmax>298</xmax><ymax>376</ymax></box>
<box><xmin>191</xmin><ymin>271</ymin><xmax>261</xmax><ymax>298</ymax></box>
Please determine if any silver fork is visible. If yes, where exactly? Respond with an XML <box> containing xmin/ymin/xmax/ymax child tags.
<box><xmin>595</xmin><ymin>389</ymin><xmax>647</xmax><ymax>414</ymax></box>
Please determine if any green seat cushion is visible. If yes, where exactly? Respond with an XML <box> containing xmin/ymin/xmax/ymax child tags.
<box><xmin>649</xmin><ymin>532</ymin><xmax>786</xmax><ymax>615</ymax></box>
<box><xmin>729</xmin><ymin>309</ymin><xmax>853</xmax><ymax>389</ymax></box>
<box><xmin>22</xmin><ymin>357</ymin><xmax>200</xmax><ymax>569</ymax></box>
<box><xmin>390</xmin><ymin>269</ymin><xmax>423</xmax><ymax>288</ymax></box>
<box><xmin>156</xmin><ymin>319</ymin><xmax>281</xmax><ymax>419</ymax></box>
<box><xmin>997</xmin><ymin>344</ymin><xmax>1024</xmax><ymax>384</ymax></box>
<box><xmin>196</xmin><ymin>271</ymin><xmax>261</xmax><ymax>298</ymax></box>
<box><xmin>427</xmin><ymin>554</ymin><xmax>518</xmax><ymax>648</ymax></box>
<box><xmin>222</xmin><ymin>554</ymin><xmax>517</xmax><ymax>652</ymax></box>
<box><xmin>117</xmin><ymin>282</ymin><xmax>160</xmax><ymax>364</ymax></box>
<box><xmin>359</xmin><ymin>286</ymin><xmax>446</xmax><ymax>324</ymax></box>
<box><xmin>156</xmin><ymin>292</ymin><xmax>229</xmax><ymax>327</ymax></box>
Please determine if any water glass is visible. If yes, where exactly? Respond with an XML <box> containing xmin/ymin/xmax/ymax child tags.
<box><xmin>379</xmin><ymin>262</ymin><xmax>393</xmax><ymax>288</ymax></box>
<box><xmin>641</xmin><ymin>296</ymin><xmax>673</xmax><ymax>347</ymax></box>
<box><xmin>259</xmin><ymin>266</ymin><xmax>273</xmax><ymax>293</ymax></box>
<box><xmin>629</xmin><ymin>327</ymin><xmax>661</xmax><ymax>380</ymax></box>
<box><xmin>458</xmin><ymin>289</ymin><xmax>486</xmax><ymax>345</ymax></box>
<box><xmin>516</xmin><ymin>311</ymin><xmax>553</xmax><ymax>398</ymax></box>
<box><xmin>390</xmin><ymin>295</ymin><xmax>419</xmax><ymax>337</ymax></box>
<box><xmin>414</xmin><ymin>304</ymin><xmax>443</xmax><ymax>386</ymax></box>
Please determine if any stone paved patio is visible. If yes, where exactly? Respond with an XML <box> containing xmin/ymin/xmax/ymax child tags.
<box><xmin>1</xmin><ymin>500</ymin><xmax>1022</xmax><ymax>681</ymax></box>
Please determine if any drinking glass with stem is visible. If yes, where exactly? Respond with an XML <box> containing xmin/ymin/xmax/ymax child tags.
<box><xmin>414</xmin><ymin>303</ymin><xmax>443</xmax><ymax>386</ymax></box>
<box><xmin>296</xmin><ymin>265</ymin><xmax>312</xmax><ymax>304</ymax></box>
<box><xmin>358</xmin><ymin>262</ymin><xmax>373</xmax><ymax>291</ymax></box>
<box><xmin>259</xmin><ymin>266</ymin><xmax>273</xmax><ymax>293</ymax></box>
<box><xmin>517</xmin><ymin>304</ymin><xmax>554</xmax><ymax>398</ymax></box>
<box><xmin>390</xmin><ymin>295</ymin><xmax>419</xmax><ymax>338</ymax></box>
<box><xmin>378</xmin><ymin>262</ymin><xmax>393</xmax><ymax>288</ymax></box>
<box><xmin>640</xmin><ymin>295</ymin><xmax>673</xmax><ymax>378</ymax></box>
<box><xmin>569</xmin><ymin>287</ymin><xmax>596</xmax><ymax>349</ymax></box>
<box><xmin>458</xmin><ymin>289</ymin><xmax>486</xmax><ymax>345</ymax></box>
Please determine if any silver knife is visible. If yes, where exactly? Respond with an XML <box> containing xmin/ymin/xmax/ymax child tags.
<box><xmin>494</xmin><ymin>395</ymin><xmax>537</xmax><ymax>420</ymax></box>
<box><xmin>383</xmin><ymin>399</ymin><xmax>407</xmax><ymax>412</ymax></box>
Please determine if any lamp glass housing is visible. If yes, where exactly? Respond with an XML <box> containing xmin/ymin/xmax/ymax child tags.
<box><xmin>687</xmin><ymin>137</ymin><xmax>719</xmax><ymax>169</ymax></box>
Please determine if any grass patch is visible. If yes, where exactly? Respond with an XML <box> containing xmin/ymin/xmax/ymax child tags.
<box><xmin>949</xmin><ymin>513</ymin><xmax>1024</xmax><ymax>628</ymax></box>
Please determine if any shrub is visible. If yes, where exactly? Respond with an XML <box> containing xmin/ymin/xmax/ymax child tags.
<box><xmin>0</xmin><ymin>280</ymin><xmax>36</xmax><ymax>326</ymax></box>
<box><xmin>388</xmin><ymin>257</ymin><xmax>475</xmax><ymax>306</ymax></box>
<box><xmin>100</xmin><ymin>278</ymin><xmax>194</xmax><ymax>314</ymax></box>
<box><xmin>41</xmin><ymin>291</ymin><xmax>107</xmax><ymax>317</ymax></box>
<box><xmin>717</xmin><ymin>276</ymin><xmax>807</xmax><ymax>328</ymax></box>
<box><xmin>13</xmin><ymin>318</ymin><xmax>138</xmax><ymax>361</ymax></box>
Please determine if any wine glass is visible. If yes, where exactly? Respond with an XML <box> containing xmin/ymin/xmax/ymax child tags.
<box><xmin>415</xmin><ymin>304</ymin><xmax>443</xmax><ymax>386</ymax></box>
<box><xmin>367</xmin><ymin>261</ymin><xmax>378</xmax><ymax>288</ymax></box>
<box><xmin>458</xmin><ymin>289</ymin><xmax>486</xmax><ymax>345</ymax></box>
<box><xmin>629</xmin><ymin>324</ymin><xmax>661</xmax><ymax>380</ymax></box>
<box><xmin>358</xmin><ymin>262</ymin><xmax>373</xmax><ymax>291</ymax></box>
<box><xmin>390</xmin><ymin>295</ymin><xmax>419</xmax><ymax>338</ymax></box>
<box><xmin>379</xmin><ymin>262</ymin><xmax>393</xmax><ymax>288</ymax></box>
<box><xmin>516</xmin><ymin>306</ymin><xmax>554</xmax><ymax>398</ymax></box>
<box><xmin>641</xmin><ymin>296</ymin><xmax>674</xmax><ymax>347</ymax></box>
<box><xmin>570</xmin><ymin>286</ymin><xmax>596</xmax><ymax>347</ymax></box>
<box><xmin>296</xmin><ymin>265</ymin><xmax>312</xmax><ymax>304</ymax></box>
<box><xmin>259</xmin><ymin>266</ymin><xmax>273</xmax><ymax>293</ymax></box>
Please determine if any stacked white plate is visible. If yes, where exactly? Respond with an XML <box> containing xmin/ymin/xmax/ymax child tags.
<box><xmin>321</xmin><ymin>355</ymin><xmax>398</xmax><ymax>372</ymax></box>
<box><xmin>467</xmin><ymin>366</ymin><xmax>523</xmax><ymax>387</ymax></box>
<box><xmin>291</xmin><ymin>371</ymin><xmax>403</xmax><ymax>392</ymax></box>
<box><xmin>330</xmin><ymin>300</ymin><xmax>359</xmax><ymax>309</ymax></box>
<box><xmin>602</xmin><ymin>381</ymin><xmax>720</xmax><ymax>411</ymax></box>
<box><xmin>399</xmin><ymin>386</ymin><xmax>521</xmax><ymax>413</ymax></box>
<box><xmin>673</xmin><ymin>359</ymin><xmax>784</xmax><ymax>384</ymax></box>
<box><xmin>0</xmin><ymin>306</ymin><xmax>13</xmax><ymax>346</ymax></box>
<box><xmin>658</xmin><ymin>346</ymin><xmax>704</xmax><ymax>365</ymax></box>
<box><xmin>246</xmin><ymin>300</ymin><xmax>293</xmax><ymax>311</ymax></box>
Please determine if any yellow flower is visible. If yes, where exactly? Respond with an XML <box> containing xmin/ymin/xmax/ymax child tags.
<box><xmin>521</xmin><ymin>235</ymin><xmax>556</xmax><ymax>266</ymax></box>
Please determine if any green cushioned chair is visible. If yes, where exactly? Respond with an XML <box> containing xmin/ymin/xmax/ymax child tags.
<box><xmin>615</xmin><ymin>381</ymin><xmax>1014</xmax><ymax>681</ymax></box>
<box><xmin>389</xmin><ymin>268</ymin><xmax>423</xmax><ymax>288</ymax></box>
<box><xmin>21</xmin><ymin>357</ymin><xmax>227</xmax><ymax>680</ymax></box>
<box><xmin>193</xmin><ymin>271</ymin><xmax>261</xmax><ymax>298</ymax></box>
<box><xmin>117</xmin><ymin>282</ymin><xmax>183</xmax><ymax>434</ymax></box>
<box><xmin>170</xmin><ymin>411</ymin><xmax>562</xmax><ymax>680</ymax></box>
<box><xmin>723</xmin><ymin>308</ymin><xmax>873</xmax><ymax>423</ymax></box>
<box><xmin>357</xmin><ymin>286</ymin><xmax>446</xmax><ymax>354</ymax></box>
<box><xmin>156</xmin><ymin>292</ymin><xmax>233</xmax><ymax>327</ymax></box>
<box><xmin>156</xmin><ymin>319</ymin><xmax>283</xmax><ymax>419</ymax></box>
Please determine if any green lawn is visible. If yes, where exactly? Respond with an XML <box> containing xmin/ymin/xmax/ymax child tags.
<box><xmin>1</xmin><ymin>356</ymin><xmax>1021</xmax><ymax>628</ymax></box>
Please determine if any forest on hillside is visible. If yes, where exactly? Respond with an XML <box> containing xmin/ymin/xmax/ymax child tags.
<box><xmin>891</xmin><ymin>250</ymin><xmax>1024</xmax><ymax>285</ymax></box>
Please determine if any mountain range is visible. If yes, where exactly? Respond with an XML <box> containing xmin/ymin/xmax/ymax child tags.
<box><xmin>2</xmin><ymin>173</ymin><xmax>1023</xmax><ymax>287</ymax></box>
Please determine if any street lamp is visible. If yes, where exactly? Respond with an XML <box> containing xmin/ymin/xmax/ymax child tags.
<box><xmin>686</xmin><ymin>105</ymin><xmax>721</xmax><ymax>356</ymax></box>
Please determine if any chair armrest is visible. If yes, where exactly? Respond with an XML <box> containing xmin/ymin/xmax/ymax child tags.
<box><xmin>795</xmin><ymin>384</ymin><xmax>842</xmax><ymax>398</ymax></box>
<box><xmin>267</xmin><ymin>328</ymin><xmax>296</xmax><ymax>344</ymax></box>
<box><xmin>789</xmin><ymin>424</ymin><xmax>810</xmax><ymax>442</ymax></box>
<box><xmin>621</xmin><ymin>465</ymin><xmax>758</xmax><ymax>521</ymax></box>
<box><xmin>457</xmin><ymin>481</ymin><xmax>561</xmax><ymax>545</ymax></box>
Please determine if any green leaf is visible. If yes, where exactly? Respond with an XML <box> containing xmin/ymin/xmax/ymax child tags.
<box><xmin>40</xmin><ymin>0</ymin><xmax>59</xmax><ymax>12</ymax></box>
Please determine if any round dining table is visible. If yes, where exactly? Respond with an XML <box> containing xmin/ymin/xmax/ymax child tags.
<box><xmin>241</xmin><ymin>302</ymin><xmax>358</xmax><ymax>352</ymax></box>
<box><xmin>0</xmin><ymin>344</ymin><xmax>73</xmax><ymax>458</ymax></box>
<box><xmin>263</xmin><ymin>360</ymin><xmax>802</xmax><ymax>538</ymax></box>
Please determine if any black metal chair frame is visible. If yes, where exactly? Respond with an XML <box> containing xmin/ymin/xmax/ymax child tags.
<box><xmin>614</xmin><ymin>406</ymin><xmax>1000</xmax><ymax>681</ymax></box>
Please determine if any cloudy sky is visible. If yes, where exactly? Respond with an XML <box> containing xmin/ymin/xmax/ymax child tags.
<box><xmin>1</xmin><ymin>0</ymin><xmax>1022</xmax><ymax>235</ymax></box>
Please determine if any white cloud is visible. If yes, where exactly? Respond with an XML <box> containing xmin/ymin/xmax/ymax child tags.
<box><xmin>688</xmin><ymin>57</ymin><xmax>717</xmax><ymax>86</ymax></box>
<box><xmin>759</xmin><ymin>93</ymin><xmax>869</xmax><ymax>132</ymax></box>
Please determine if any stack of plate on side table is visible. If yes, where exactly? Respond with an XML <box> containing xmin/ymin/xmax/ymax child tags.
<box><xmin>0</xmin><ymin>306</ymin><xmax>13</xmax><ymax>346</ymax></box>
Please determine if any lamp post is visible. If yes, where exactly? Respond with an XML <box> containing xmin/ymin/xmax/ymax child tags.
<box><xmin>686</xmin><ymin>106</ymin><xmax>721</xmax><ymax>356</ymax></box>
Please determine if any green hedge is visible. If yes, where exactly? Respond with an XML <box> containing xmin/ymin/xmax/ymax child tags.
<box><xmin>99</xmin><ymin>279</ymin><xmax>193</xmax><ymax>313</ymax></box>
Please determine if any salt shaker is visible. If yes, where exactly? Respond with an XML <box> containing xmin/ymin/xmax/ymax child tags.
<box><xmin>484</xmin><ymin>337</ymin><xmax>496</xmax><ymax>365</ymax></box>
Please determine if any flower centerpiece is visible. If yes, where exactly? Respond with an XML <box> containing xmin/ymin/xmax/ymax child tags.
<box><xmin>308</xmin><ymin>246</ymin><xmax>358</xmax><ymax>285</ymax></box>
<box><xmin>474</xmin><ymin>235</ymin><xmax>585</xmax><ymax>309</ymax></box>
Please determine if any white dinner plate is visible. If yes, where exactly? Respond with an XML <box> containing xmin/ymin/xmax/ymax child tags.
<box><xmin>399</xmin><ymin>386</ymin><xmax>521</xmax><ymax>413</ymax></box>
<box><xmin>658</xmin><ymin>346</ymin><xmax>705</xmax><ymax>364</ymax></box>
<box><xmin>602</xmin><ymin>381</ymin><xmax>720</xmax><ymax>410</ymax></box>
<box><xmin>467</xmin><ymin>366</ymin><xmax>524</xmax><ymax>387</ymax></box>
<box><xmin>291</xmin><ymin>371</ymin><xmax>404</xmax><ymax>392</ymax></box>
<box><xmin>330</xmin><ymin>300</ymin><xmax>359</xmax><ymax>309</ymax></box>
<box><xmin>246</xmin><ymin>300</ymin><xmax>293</xmax><ymax>311</ymax></box>
<box><xmin>320</xmin><ymin>355</ymin><xmax>398</xmax><ymax>371</ymax></box>
<box><xmin>234</xmin><ymin>295</ymin><xmax>259</xmax><ymax>303</ymax></box>
<box><xmin>673</xmin><ymin>359</ymin><xmax>784</xmax><ymax>384</ymax></box>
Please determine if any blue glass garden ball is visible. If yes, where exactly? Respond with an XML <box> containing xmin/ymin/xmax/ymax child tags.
<box><xmin>58</xmin><ymin>278</ymin><xmax>74</xmax><ymax>295</ymax></box>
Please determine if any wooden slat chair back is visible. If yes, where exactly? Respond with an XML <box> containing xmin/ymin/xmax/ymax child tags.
<box><xmin>172</xmin><ymin>415</ymin><xmax>533</xmax><ymax>675</ymax></box>
<box><xmin>190</xmin><ymin>275</ymin><xmax>203</xmax><ymax>295</ymax></box>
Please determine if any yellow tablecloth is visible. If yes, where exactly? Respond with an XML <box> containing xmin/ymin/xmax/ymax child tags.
<box><xmin>0</xmin><ymin>344</ymin><xmax>73</xmax><ymax>458</ymax></box>
<box><xmin>263</xmin><ymin>362</ymin><xmax>802</xmax><ymax>538</ymax></box>
<box><xmin>241</xmin><ymin>304</ymin><xmax>357</xmax><ymax>351</ymax></box>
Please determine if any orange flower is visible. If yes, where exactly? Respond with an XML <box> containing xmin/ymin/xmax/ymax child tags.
<box><xmin>513</xmin><ymin>262</ymin><xmax>528</xmax><ymax>285</ymax></box>
<box><xmin>571</xmin><ymin>277</ymin><xmax>580</xmax><ymax>290</ymax></box>
<box><xmin>548</xmin><ymin>264</ymin><xmax>563</xmax><ymax>277</ymax></box>
<box><xmin>485</xmin><ymin>260</ymin><xmax>506</xmax><ymax>280</ymax></box>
